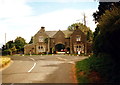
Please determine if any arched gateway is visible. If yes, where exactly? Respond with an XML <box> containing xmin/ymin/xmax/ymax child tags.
<box><xmin>55</xmin><ymin>44</ymin><xmax>65</xmax><ymax>52</ymax></box>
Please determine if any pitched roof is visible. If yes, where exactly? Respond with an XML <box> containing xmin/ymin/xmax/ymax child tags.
<box><xmin>45</xmin><ymin>30</ymin><xmax>73</xmax><ymax>38</ymax></box>
<box><xmin>45</xmin><ymin>31</ymin><xmax>57</xmax><ymax>38</ymax></box>
<box><xmin>62</xmin><ymin>30</ymin><xmax>73</xmax><ymax>38</ymax></box>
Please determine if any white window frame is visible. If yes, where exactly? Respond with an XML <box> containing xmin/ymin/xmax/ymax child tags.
<box><xmin>39</xmin><ymin>36</ymin><xmax>44</xmax><ymax>42</ymax></box>
<box><xmin>76</xmin><ymin>35</ymin><xmax>81</xmax><ymax>41</ymax></box>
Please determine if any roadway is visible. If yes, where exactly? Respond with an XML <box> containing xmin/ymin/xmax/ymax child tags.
<box><xmin>1</xmin><ymin>55</ymin><xmax>88</xmax><ymax>83</ymax></box>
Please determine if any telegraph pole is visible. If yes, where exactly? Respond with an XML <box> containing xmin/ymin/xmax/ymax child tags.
<box><xmin>5</xmin><ymin>33</ymin><xmax>6</xmax><ymax>48</ymax></box>
<box><xmin>83</xmin><ymin>13</ymin><xmax>86</xmax><ymax>26</ymax></box>
<box><xmin>5</xmin><ymin>33</ymin><xmax>6</xmax><ymax>44</ymax></box>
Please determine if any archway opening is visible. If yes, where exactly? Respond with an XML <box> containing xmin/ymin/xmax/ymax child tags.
<box><xmin>55</xmin><ymin>44</ymin><xmax>65</xmax><ymax>52</ymax></box>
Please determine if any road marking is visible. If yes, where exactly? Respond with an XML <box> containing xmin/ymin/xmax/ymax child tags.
<box><xmin>67</xmin><ymin>61</ymin><xmax>75</xmax><ymax>64</ymax></box>
<box><xmin>28</xmin><ymin>57</ymin><xmax>36</xmax><ymax>72</ymax></box>
<box><xmin>28</xmin><ymin>62</ymin><xmax>36</xmax><ymax>72</ymax></box>
<box><xmin>56</xmin><ymin>57</ymin><xmax>67</xmax><ymax>61</ymax></box>
<box><xmin>30</xmin><ymin>58</ymin><xmax>35</xmax><ymax>61</ymax></box>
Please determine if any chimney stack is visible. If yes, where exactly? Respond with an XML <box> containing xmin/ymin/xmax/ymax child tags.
<box><xmin>40</xmin><ymin>26</ymin><xmax>45</xmax><ymax>32</ymax></box>
<box><xmin>76</xmin><ymin>25</ymin><xmax>79</xmax><ymax>30</ymax></box>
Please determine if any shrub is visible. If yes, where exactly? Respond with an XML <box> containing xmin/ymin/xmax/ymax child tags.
<box><xmin>76</xmin><ymin>55</ymin><xmax>120</xmax><ymax>83</ymax></box>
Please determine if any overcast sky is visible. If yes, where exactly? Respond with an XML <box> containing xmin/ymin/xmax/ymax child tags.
<box><xmin>0</xmin><ymin>0</ymin><xmax>99</xmax><ymax>47</ymax></box>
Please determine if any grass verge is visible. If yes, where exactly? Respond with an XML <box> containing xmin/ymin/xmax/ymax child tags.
<box><xmin>0</xmin><ymin>56</ymin><xmax>11</xmax><ymax>69</ymax></box>
<box><xmin>75</xmin><ymin>56</ymin><xmax>118</xmax><ymax>83</ymax></box>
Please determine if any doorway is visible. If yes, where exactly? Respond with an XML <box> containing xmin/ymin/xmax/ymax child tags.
<box><xmin>55</xmin><ymin>44</ymin><xmax>65</xmax><ymax>52</ymax></box>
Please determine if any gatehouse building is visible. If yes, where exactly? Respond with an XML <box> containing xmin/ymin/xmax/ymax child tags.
<box><xmin>24</xmin><ymin>26</ymin><xmax>91</xmax><ymax>54</ymax></box>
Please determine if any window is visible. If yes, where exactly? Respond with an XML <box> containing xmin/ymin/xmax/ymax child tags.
<box><xmin>39</xmin><ymin>36</ymin><xmax>44</xmax><ymax>42</ymax></box>
<box><xmin>41</xmin><ymin>46</ymin><xmax>43</xmax><ymax>49</ymax></box>
<box><xmin>38</xmin><ymin>46</ymin><xmax>44</xmax><ymax>49</ymax></box>
<box><xmin>76</xmin><ymin>36</ymin><xmax>81</xmax><ymax>41</ymax></box>
<box><xmin>38</xmin><ymin>46</ymin><xmax>41</xmax><ymax>49</ymax></box>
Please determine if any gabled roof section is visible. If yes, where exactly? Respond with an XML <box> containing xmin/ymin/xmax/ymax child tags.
<box><xmin>62</xmin><ymin>30</ymin><xmax>74</xmax><ymax>38</ymax></box>
<box><xmin>70</xmin><ymin>28</ymin><xmax>86</xmax><ymax>38</ymax></box>
<box><xmin>53</xmin><ymin>30</ymin><xmax>65</xmax><ymax>38</ymax></box>
<box><xmin>45</xmin><ymin>31</ymin><xmax>57</xmax><ymax>38</ymax></box>
<box><xmin>34</xmin><ymin>27</ymin><xmax>75</xmax><ymax>38</ymax></box>
<box><xmin>34</xmin><ymin>27</ymin><xmax>48</xmax><ymax>37</ymax></box>
<box><xmin>45</xmin><ymin>30</ymin><xmax>73</xmax><ymax>38</ymax></box>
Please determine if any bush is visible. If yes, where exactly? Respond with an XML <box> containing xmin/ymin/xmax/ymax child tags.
<box><xmin>2</xmin><ymin>49</ymin><xmax>12</xmax><ymax>55</ymax></box>
<box><xmin>76</xmin><ymin>55</ymin><xmax>120</xmax><ymax>83</ymax></box>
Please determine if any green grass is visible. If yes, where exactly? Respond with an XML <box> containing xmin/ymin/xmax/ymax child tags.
<box><xmin>75</xmin><ymin>55</ymin><xmax>118</xmax><ymax>83</ymax></box>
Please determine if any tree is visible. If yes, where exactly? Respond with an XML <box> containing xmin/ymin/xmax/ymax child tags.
<box><xmin>29</xmin><ymin>36</ymin><xmax>33</xmax><ymax>44</ymax></box>
<box><xmin>44</xmin><ymin>38</ymin><xmax>48</xmax><ymax>44</ymax></box>
<box><xmin>93</xmin><ymin>26</ymin><xmax>100</xmax><ymax>40</ymax></box>
<box><xmin>10</xmin><ymin>46</ymin><xmax>17</xmax><ymax>54</ymax></box>
<box><xmin>87</xmin><ymin>29</ymin><xmax>93</xmax><ymax>42</ymax></box>
<box><xmin>5</xmin><ymin>40</ymin><xmax>15</xmax><ymax>49</ymax></box>
<box><xmin>92</xmin><ymin>6</ymin><xmax>120</xmax><ymax>82</ymax></box>
<box><xmin>93</xmin><ymin>6</ymin><xmax>120</xmax><ymax>58</ymax></box>
<box><xmin>14</xmin><ymin>37</ymin><xmax>27</xmax><ymax>53</ymax></box>
<box><xmin>2</xmin><ymin>40</ymin><xmax>16</xmax><ymax>55</ymax></box>
<box><xmin>93</xmin><ymin>1</ymin><xmax>120</xmax><ymax>23</ymax></box>
<box><xmin>93</xmin><ymin>2</ymin><xmax>120</xmax><ymax>39</ymax></box>
<box><xmin>68</xmin><ymin>22</ymin><xmax>93</xmax><ymax>42</ymax></box>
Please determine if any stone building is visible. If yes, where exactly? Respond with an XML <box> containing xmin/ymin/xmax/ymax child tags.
<box><xmin>24</xmin><ymin>26</ymin><xmax>91</xmax><ymax>54</ymax></box>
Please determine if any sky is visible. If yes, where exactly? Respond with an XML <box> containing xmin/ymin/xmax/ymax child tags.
<box><xmin>0</xmin><ymin>0</ymin><xmax>99</xmax><ymax>48</ymax></box>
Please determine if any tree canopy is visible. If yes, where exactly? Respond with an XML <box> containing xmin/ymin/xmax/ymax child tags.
<box><xmin>68</xmin><ymin>22</ymin><xmax>93</xmax><ymax>42</ymax></box>
<box><xmin>93</xmin><ymin>1</ymin><xmax>120</xmax><ymax>23</ymax></box>
<box><xmin>14</xmin><ymin>37</ymin><xmax>27</xmax><ymax>52</ymax></box>
<box><xmin>29</xmin><ymin>36</ymin><xmax>33</xmax><ymax>44</ymax></box>
<box><xmin>93</xmin><ymin>5</ymin><xmax>120</xmax><ymax>59</ymax></box>
<box><xmin>2</xmin><ymin>37</ymin><xmax>27</xmax><ymax>55</ymax></box>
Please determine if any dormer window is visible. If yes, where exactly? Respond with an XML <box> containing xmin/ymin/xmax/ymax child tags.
<box><xmin>76</xmin><ymin>36</ymin><xmax>81</xmax><ymax>41</ymax></box>
<box><xmin>39</xmin><ymin>36</ymin><xmax>44</xmax><ymax>42</ymax></box>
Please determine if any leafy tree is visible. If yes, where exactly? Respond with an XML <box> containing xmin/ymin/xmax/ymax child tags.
<box><xmin>68</xmin><ymin>22</ymin><xmax>93</xmax><ymax>42</ymax></box>
<box><xmin>10</xmin><ymin>46</ymin><xmax>17</xmax><ymax>54</ymax></box>
<box><xmin>2</xmin><ymin>45</ymin><xmax>6</xmax><ymax>51</ymax></box>
<box><xmin>3</xmin><ymin>49</ymin><xmax>12</xmax><ymax>55</ymax></box>
<box><xmin>2</xmin><ymin>40</ymin><xmax>16</xmax><ymax>55</ymax></box>
<box><xmin>68</xmin><ymin>23</ymin><xmax>88</xmax><ymax>32</ymax></box>
<box><xmin>29</xmin><ymin>36</ymin><xmax>33</xmax><ymax>44</ymax></box>
<box><xmin>93</xmin><ymin>6</ymin><xmax>120</xmax><ymax>58</ymax></box>
<box><xmin>93</xmin><ymin>2</ymin><xmax>120</xmax><ymax>39</ymax></box>
<box><xmin>92</xmin><ymin>6</ymin><xmax>120</xmax><ymax>82</ymax></box>
<box><xmin>44</xmin><ymin>38</ymin><xmax>48</xmax><ymax>44</ymax></box>
<box><xmin>5</xmin><ymin>40</ymin><xmax>15</xmax><ymax>49</ymax></box>
<box><xmin>87</xmin><ymin>29</ymin><xmax>93</xmax><ymax>42</ymax></box>
<box><xmin>93</xmin><ymin>26</ymin><xmax>100</xmax><ymax>40</ymax></box>
<box><xmin>2</xmin><ymin>37</ymin><xmax>27</xmax><ymax>55</ymax></box>
<box><xmin>14</xmin><ymin>37</ymin><xmax>27</xmax><ymax>53</ymax></box>
<box><xmin>93</xmin><ymin>1</ymin><xmax>120</xmax><ymax>23</ymax></box>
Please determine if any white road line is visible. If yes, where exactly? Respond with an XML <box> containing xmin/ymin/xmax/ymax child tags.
<box><xmin>28</xmin><ymin>57</ymin><xmax>36</xmax><ymax>72</ymax></box>
<box><xmin>30</xmin><ymin>58</ymin><xmax>35</xmax><ymax>61</ymax></box>
<box><xmin>10</xmin><ymin>83</ymin><xmax>14</xmax><ymax>85</ymax></box>
<box><xmin>28</xmin><ymin>62</ymin><xmax>36</xmax><ymax>72</ymax></box>
<box><xmin>56</xmin><ymin>57</ymin><xmax>67</xmax><ymax>61</ymax></box>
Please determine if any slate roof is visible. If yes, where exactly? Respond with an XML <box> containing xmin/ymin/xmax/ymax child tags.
<box><xmin>45</xmin><ymin>30</ymin><xmax>73</xmax><ymax>38</ymax></box>
<box><xmin>62</xmin><ymin>30</ymin><xmax>73</xmax><ymax>38</ymax></box>
<box><xmin>45</xmin><ymin>31</ymin><xmax>57</xmax><ymax>38</ymax></box>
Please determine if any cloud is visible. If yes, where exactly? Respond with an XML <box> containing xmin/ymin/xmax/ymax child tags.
<box><xmin>0</xmin><ymin>8</ymin><xmax>96</xmax><ymax>45</ymax></box>
<box><xmin>0</xmin><ymin>0</ymin><xmax>97</xmax><ymax>48</ymax></box>
<box><xmin>0</xmin><ymin>0</ymin><xmax>32</xmax><ymax>18</ymax></box>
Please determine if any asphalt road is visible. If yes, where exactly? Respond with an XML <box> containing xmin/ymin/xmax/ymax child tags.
<box><xmin>1</xmin><ymin>55</ymin><xmax>88</xmax><ymax>83</ymax></box>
